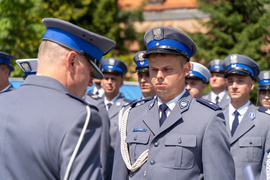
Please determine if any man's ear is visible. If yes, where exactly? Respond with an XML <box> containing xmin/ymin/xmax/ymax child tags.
<box><xmin>250</xmin><ymin>79</ymin><xmax>255</xmax><ymax>90</ymax></box>
<box><xmin>184</xmin><ymin>62</ymin><xmax>191</xmax><ymax>76</ymax></box>
<box><xmin>4</xmin><ymin>68</ymin><xmax>10</xmax><ymax>76</ymax></box>
<box><xmin>66</xmin><ymin>51</ymin><xmax>77</xmax><ymax>73</ymax></box>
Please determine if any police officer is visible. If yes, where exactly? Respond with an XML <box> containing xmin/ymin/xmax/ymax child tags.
<box><xmin>112</xmin><ymin>26</ymin><xmax>235</xmax><ymax>180</ymax></box>
<box><xmin>0</xmin><ymin>18</ymin><xmax>115</xmax><ymax>180</ymax></box>
<box><xmin>223</xmin><ymin>54</ymin><xmax>270</xmax><ymax>180</ymax></box>
<box><xmin>256</xmin><ymin>71</ymin><xmax>270</xmax><ymax>110</ymax></box>
<box><xmin>185</xmin><ymin>62</ymin><xmax>210</xmax><ymax>98</ymax></box>
<box><xmin>203</xmin><ymin>59</ymin><xmax>230</xmax><ymax>108</ymax></box>
<box><xmin>91</xmin><ymin>79</ymin><xmax>105</xmax><ymax>97</ymax></box>
<box><xmin>16</xmin><ymin>58</ymin><xmax>111</xmax><ymax>180</ymax></box>
<box><xmin>0</xmin><ymin>51</ymin><xmax>14</xmax><ymax>93</ymax></box>
<box><xmin>133</xmin><ymin>51</ymin><xmax>156</xmax><ymax>98</ymax></box>
<box><xmin>100</xmin><ymin>57</ymin><xmax>131</xmax><ymax>179</ymax></box>
<box><xmin>15</xmin><ymin>58</ymin><xmax>37</xmax><ymax>78</ymax></box>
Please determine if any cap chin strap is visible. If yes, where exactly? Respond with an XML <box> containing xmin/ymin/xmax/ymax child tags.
<box><xmin>120</xmin><ymin>107</ymin><xmax>149</xmax><ymax>172</ymax></box>
<box><xmin>64</xmin><ymin>105</ymin><xmax>91</xmax><ymax>180</ymax></box>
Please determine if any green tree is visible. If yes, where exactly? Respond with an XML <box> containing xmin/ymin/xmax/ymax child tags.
<box><xmin>189</xmin><ymin>0</ymin><xmax>270</xmax><ymax>69</ymax></box>
<box><xmin>0</xmin><ymin>0</ymin><xmax>143</xmax><ymax>76</ymax></box>
<box><xmin>189</xmin><ymin>0</ymin><xmax>270</xmax><ymax>103</ymax></box>
<box><xmin>0</xmin><ymin>0</ymin><xmax>47</xmax><ymax>76</ymax></box>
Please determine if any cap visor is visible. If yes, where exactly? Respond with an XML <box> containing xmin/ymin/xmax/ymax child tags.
<box><xmin>210</xmin><ymin>70</ymin><xmax>225</xmax><ymax>73</ymax></box>
<box><xmin>258</xmin><ymin>85</ymin><xmax>270</xmax><ymax>90</ymax></box>
<box><xmin>143</xmin><ymin>49</ymin><xmax>181</xmax><ymax>58</ymax></box>
<box><xmin>101</xmin><ymin>69</ymin><xmax>122</xmax><ymax>76</ymax></box>
<box><xmin>225</xmin><ymin>69</ymin><xmax>251</xmax><ymax>78</ymax></box>
<box><xmin>89</xmin><ymin>61</ymin><xmax>104</xmax><ymax>79</ymax></box>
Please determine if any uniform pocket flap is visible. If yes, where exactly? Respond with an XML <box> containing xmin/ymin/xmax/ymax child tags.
<box><xmin>239</xmin><ymin>137</ymin><xmax>262</xmax><ymax>147</ymax></box>
<box><xmin>125</xmin><ymin>132</ymin><xmax>150</xmax><ymax>144</ymax></box>
<box><xmin>164</xmin><ymin>134</ymin><xmax>196</xmax><ymax>147</ymax></box>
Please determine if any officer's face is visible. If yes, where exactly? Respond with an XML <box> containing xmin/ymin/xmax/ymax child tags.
<box><xmin>69</xmin><ymin>52</ymin><xmax>94</xmax><ymax>98</ymax></box>
<box><xmin>259</xmin><ymin>90</ymin><xmax>270</xmax><ymax>109</ymax></box>
<box><xmin>101</xmin><ymin>73</ymin><xmax>123</xmax><ymax>97</ymax></box>
<box><xmin>148</xmin><ymin>54</ymin><xmax>190</xmax><ymax>103</ymax></box>
<box><xmin>185</xmin><ymin>78</ymin><xmax>206</xmax><ymax>98</ymax></box>
<box><xmin>0</xmin><ymin>64</ymin><xmax>12</xmax><ymax>92</ymax></box>
<box><xmin>138</xmin><ymin>71</ymin><xmax>155</xmax><ymax>97</ymax></box>
<box><xmin>209</xmin><ymin>72</ymin><xmax>226</xmax><ymax>90</ymax></box>
<box><xmin>226</xmin><ymin>74</ymin><xmax>254</xmax><ymax>104</ymax></box>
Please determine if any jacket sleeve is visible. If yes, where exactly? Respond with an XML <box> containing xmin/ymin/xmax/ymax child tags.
<box><xmin>112</xmin><ymin>129</ymin><xmax>129</xmax><ymax>180</ymax></box>
<box><xmin>59</xmin><ymin>107</ymin><xmax>103</xmax><ymax>180</ymax></box>
<box><xmin>202</xmin><ymin>110</ymin><xmax>235</xmax><ymax>180</ymax></box>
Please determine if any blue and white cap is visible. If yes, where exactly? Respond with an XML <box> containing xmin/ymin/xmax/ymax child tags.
<box><xmin>186</xmin><ymin>62</ymin><xmax>211</xmax><ymax>83</ymax></box>
<box><xmin>143</xmin><ymin>26</ymin><xmax>197</xmax><ymax>61</ymax></box>
<box><xmin>42</xmin><ymin>18</ymin><xmax>116</xmax><ymax>79</ymax></box>
<box><xmin>208</xmin><ymin>59</ymin><xmax>225</xmax><ymax>73</ymax></box>
<box><xmin>100</xmin><ymin>58</ymin><xmax>127</xmax><ymax>76</ymax></box>
<box><xmin>224</xmin><ymin>54</ymin><xmax>260</xmax><ymax>79</ymax></box>
<box><xmin>0</xmin><ymin>51</ymin><xmax>14</xmax><ymax>72</ymax></box>
<box><xmin>133</xmin><ymin>51</ymin><xmax>149</xmax><ymax>73</ymax></box>
<box><xmin>16</xmin><ymin>59</ymin><xmax>37</xmax><ymax>77</ymax></box>
<box><xmin>257</xmin><ymin>71</ymin><xmax>270</xmax><ymax>90</ymax></box>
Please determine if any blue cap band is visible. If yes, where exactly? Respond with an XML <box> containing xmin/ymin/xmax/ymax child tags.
<box><xmin>101</xmin><ymin>64</ymin><xmax>123</xmax><ymax>74</ymax></box>
<box><xmin>188</xmin><ymin>70</ymin><xmax>207</xmax><ymax>83</ymax></box>
<box><xmin>226</xmin><ymin>64</ymin><xmax>255</xmax><ymax>76</ymax></box>
<box><xmin>210</xmin><ymin>65</ymin><xmax>223</xmax><ymax>71</ymax></box>
<box><xmin>136</xmin><ymin>60</ymin><xmax>149</xmax><ymax>67</ymax></box>
<box><xmin>147</xmin><ymin>39</ymin><xmax>192</xmax><ymax>58</ymax></box>
<box><xmin>259</xmin><ymin>79</ymin><xmax>270</xmax><ymax>85</ymax></box>
<box><xmin>0</xmin><ymin>57</ymin><xmax>11</xmax><ymax>65</ymax></box>
<box><xmin>24</xmin><ymin>72</ymin><xmax>36</xmax><ymax>77</ymax></box>
<box><xmin>43</xmin><ymin>28</ymin><xmax>103</xmax><ymax>61</ymax></box>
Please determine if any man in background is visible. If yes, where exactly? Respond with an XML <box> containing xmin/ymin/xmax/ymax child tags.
<box><xmin>100</xmin><ymin>57</ymin><xmax>131</xmax><ymax>179</ymax></box>
<box><xmin>223</xmin><ymin>54</ymin><xmax>270</xmax><ymax>179</ymax></box>
<box><xmin>185</xmin><ymin>62</ymin><xmax>210</xmax><ymax>98</ymax></box>
<box><xmin>203</xmin><ymin>59</ymin><xmax>230</xmax><ymax>107</ymax></box>
<box><xmin>133</xmin><ymin>50</ymin><xmax>156</xmax><ymax>98</ymax></box>
<box><xmin>91</xmin><ymin>79</ymin><xmax>105</xmax><ymax>97</ymax></box>
<box><xmin>0</xmin><ymin>51</ymin><xmax>14</xmax><ymax>93</ymax></box>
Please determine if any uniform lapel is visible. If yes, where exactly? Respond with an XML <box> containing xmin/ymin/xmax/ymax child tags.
<box><xmin>219</xmin><ymin>91</ymin><xmax>230</xmax><ymax>107</ymax></box>
<box><xmin>231</xmin><ymin>103</ymin><xmax>256</xmax><ymax>144</ymax></box>
<box><xmin>142</xmin><ymin>99</ymin><xmax>160</xmax><ymax>136</ymax></box>
<box><xmin>108</xmin><ymin>94</ymin><xmax>124</xmax><ymax>119</ymax></box>
<box><xmin>224</xmin><ymin>107</ymin><xmax>232</xmax><ymax>138</ymax></box>
<box><xmin>157</xmin><ymin>91</ymin><xmax>192</xmax><ymax>137</ymax></box>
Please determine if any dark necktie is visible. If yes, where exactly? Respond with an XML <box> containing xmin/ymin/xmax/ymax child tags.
<box><xmin>107</xmin><ymin>103</ymin><xmax>112</xmax><ymax>110</ymax></box>
<box><xmin>159</xmin><ymin>104</ymin><xmax>168</xmax><ymax>126</ymax></box>
<box><xmin>95</xmin><ymin>91</ymin><xmax>99</xmax><ymax>95</ymax></box>
<box><xmin>231</xmin><ymin>110</ymin><xmax>239</xmax><ymax>136</ymax></box>
<box><xmin>215</xmin><ymin>96</ymin><xmax>219</xmax><ymax>105</ymax></box>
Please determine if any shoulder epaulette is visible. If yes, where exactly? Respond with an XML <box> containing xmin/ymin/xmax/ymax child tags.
<box><xmin>87</xmin><ymin>92</ymin><xmax>100</xmax><ymax>100</ymax></box>
<box><xmin>258</xmin><ymin>106</ymin><xmax>270</xmax><ymax>115</ymax></box>
<box><xmin>66</xmin><ymin>92</ymin><xmax>98</xmax><ymax>111</ymax></box>
<box><xmin>126</xmin><ymin>96</ymin><xmax>154</xmax><ymax>108</ymax></box>
<box><xmin>196</xmin><ymin>98</ymin><xmax>221</xmax><ymax>111</ymax></box>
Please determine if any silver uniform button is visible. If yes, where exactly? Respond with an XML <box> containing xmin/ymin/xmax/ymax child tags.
<box><xmin>150</xmin><ymin>160</ymin><xmax>155</xmax><ymax>165</ymax></box>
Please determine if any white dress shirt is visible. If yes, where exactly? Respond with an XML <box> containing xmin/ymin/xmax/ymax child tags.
<box><xmin>228</xmin><ymin>101</ymin><xmax>250</xmax><ymax>130</ymax></box>
<box><xmin>157</xmin><ymin>89</ymin><xmax>187</xmax><ymax>118</ymax></box>
<box><xmin>104</xmin><ymin>93</ymin><xmax>120</xmax><ymax>111</ymax></box>
<box><xmin>210</xmin><ymin>90</ymin><xmax>226</xmax><ymax>104</ymax></box>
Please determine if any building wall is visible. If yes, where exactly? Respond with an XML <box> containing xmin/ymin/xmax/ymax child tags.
<box><xmin>118</xmin><ymin>0</ymin><xmax>208</xmax><ymax>53</ymax></box>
